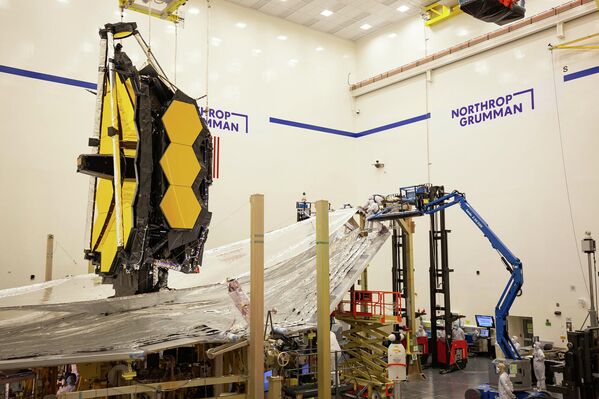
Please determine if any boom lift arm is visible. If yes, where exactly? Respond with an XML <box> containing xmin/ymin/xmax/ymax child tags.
<box><xmin>369</xmin><ymin>185</ymin><xmax>523</xmax><ymax>360</ymax></box>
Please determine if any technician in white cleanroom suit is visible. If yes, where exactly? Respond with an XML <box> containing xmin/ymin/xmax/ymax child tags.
<box><xmin>437</xmin><ymin>328</ymin><xmax>446</xmax><ymax>341</ymax></box>
<box><xmin>512</xmin><ymin>336</ymin><xmax>521</xmax><ymax>352</ymax></box>
<box><xmin>330</xmin><ymin>330</ymin><xmax>342</xmax><ymax>380</ymax></box>
<box><xmin>533</xmin><ymin>342</ymin><xmax>546</xmax><ymax>390</ymax></box>
<box><xmin>497</xmin><ymin>363</ymin><xmax>516</xmax><ymax>399</ymax></box>
<box><xmin>452</xmin><ymin>321</ymin><xmax>466</xmax><ymax>341</ymax></box>
<box><xmin>360</xmin><ymin>195</ymin><xmax>384</xmax><ymax>218</ymax></box>
<box><xmin>57</xmin><ymin>374</ymin><xmax>77</xmax><ymax>394</ymax></box>
<box><xmin>416</xmin><ymin>324</ymin><xmax>428</xmax><ymax>337</ymax></box>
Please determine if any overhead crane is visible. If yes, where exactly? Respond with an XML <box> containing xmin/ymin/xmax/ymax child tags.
<box><xmin>424</xmin><ymin>0</ymin><xmax>526</xmax><ymax>26</ymax></box>
<box><xmin>118</xmin><ymin>0</ymin><xmax>187</xmax><ymax>23</ymax></box>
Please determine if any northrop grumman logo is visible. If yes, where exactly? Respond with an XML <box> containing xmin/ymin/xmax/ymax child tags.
<box><xmin>200</xmin><ymin>107</ymin><xmax>249</xmax><ymax>134</ymax></box>
<box><xmin>451</xmin><ymin>88</ymin><xmax>535</xmax><ymax>127</ymax></box>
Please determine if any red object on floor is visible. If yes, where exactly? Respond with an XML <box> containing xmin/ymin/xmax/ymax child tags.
<box><xmin>417</xmin><ymin>336</ymin><xmax>429</xmax><ymax>355</ymax></box>
<box><xmin>437</xmin><ymin>339</ymin><xmax>468</xmax><ymax>365</ymax></box>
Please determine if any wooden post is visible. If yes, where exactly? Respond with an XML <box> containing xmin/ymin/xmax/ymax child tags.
<box><xmin>266</xmin><ymin>376</ymin><xmax>283</xmax><ymax>399</ymax></box>
<box><xmin>213</xmin><ymin>354</ymin><xmax>223</xmax><ymax>396</ymax></box>
<box><xmin>407</xmin><ymin>220</ymin><xmax>417</xmax><ymax>337</ymax></box>
<box><xmin>360</xmin><ymin>269</ymin><xmax>368</xmax><ymax>290</ymax></box>
<box><xmin>45</xmin><ymin>234</ymin><xmax>54</xmax><ymax>282</ymax></box>
<box><xmin>248</xmin><ymin>194</ymin><xmax>265</xmax><ymax>399</ymax></box>
<box><xmin>360</xmin><ymin>269</ymin><xmax>368</xmax><ymax>313</ymax></box>
<box><xmin>316</xmin><ymin>200</ymin><xmax>331</xmax><ymax>399</ymax></box>
<box><xmin>399</xmin><ymin>218</ymin><xmax>425</xmax><ymax>380</ymax></box>
<box><xmin>399</xmin><ymin>219</ymin><xmax>416</xmax><ymax>337</ymax></box>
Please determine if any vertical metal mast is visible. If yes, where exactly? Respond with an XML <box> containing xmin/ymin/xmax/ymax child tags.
<box><xmin>583</xmin><ymin>232</ymin><xmax>598</xmax><ymax>327</ymax></box>
<box><xmin>106</xmin><ymin>31</ymin><xmax>125</xmax><ymax>249</ymax></box>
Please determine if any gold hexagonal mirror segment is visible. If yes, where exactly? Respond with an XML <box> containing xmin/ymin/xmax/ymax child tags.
<box><xmin>160</xmin><ymin>186</ymin><xmax>202</xmax><ymax>229</ymax></box>
<box><xmin>159</xmin><ymin>143</ymin><xmax>201</xmax><ymax>186</ymax></box>
<box><xmin>162</xmin><ymin>98</ymin><xmax>203</xmax><ymax>146</ymax></box>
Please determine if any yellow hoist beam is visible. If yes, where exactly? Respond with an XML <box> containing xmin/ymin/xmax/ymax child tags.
<box><xmin>550</xmin><ymin>32</ymin><xmax>599</xmax><ymax>50</ymax></box>
<box><xmin>424</xmin><ymin>2</ymin><xmax>462</xmax><ymax>27</ymax></box>
<box><xmin>118</xmin><ymin>0</ymin><xmax>186</xmax><ymax>23</ymax></box>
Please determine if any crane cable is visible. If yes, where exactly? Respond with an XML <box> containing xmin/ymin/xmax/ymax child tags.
<box><xmin>174</xmin><ymin>16</ymin><xmax>178</xmax><ymax>85</ymax></box>
<box><xmin>550</xmin><ymin>50</ymin><xmax>589</xmax><ymax>297</ymax></box>
<box><xmin>423</xmin><ymin>23</ymin><xmax>432</xmax><ymax>185</ymax></box>
<box><xmin>205</xmin><ymin>0</ymin><xmax>211</xmax><ymax>112</ymax></box>
<box><xmin>147</xmin><ymin>0</ymin><xmax>152</xmax><ymax>58</ymax></box>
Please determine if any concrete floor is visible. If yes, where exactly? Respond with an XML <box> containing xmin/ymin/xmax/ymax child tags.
<box><xmin>401</xmin><ymin>357</ymin><xmax>492</xmax><ymax>399</ymax></box>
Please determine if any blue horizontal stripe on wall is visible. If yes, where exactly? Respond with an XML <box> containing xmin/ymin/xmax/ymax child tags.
<box><xmin>270</xmin><ymin>113</ymin><xmax>431</xmax><ymax>138</ymax></box>
<box><xmin>355</xmin><ymin>113</ymin><xmax>431</xmax><ymax>137</ymax></box>
<box><xmin>269</xmin><ymin>117</ymin><xmax>356</xmax><ymax>137</ymax></box>
<box><xmin>564</xmin><ymin>65</ymin><xmax>599</xmax><ymax>82</ymax></box>
<box><xmin>0</xmin><ymin>65</ymin><xmax>97</xmax><ymax>90</ymax></box>
<box><xmin>1</xmin><ymin>63</ymin><xmax>430</xmax><ymax>139</ymax></box>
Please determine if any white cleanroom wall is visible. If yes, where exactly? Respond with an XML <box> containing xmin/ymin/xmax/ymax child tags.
<box><xmin>354</xmin><ymin>0</ymin><xmax>580</xmax><ymax>81</ymax></box>
<box><xmin>0</xmin><ymin>0</ymin><xmax>357</xmax><ymax>287</ymax></box>
<box><xmin>355</xmin><ymin>10</ymin><xmax>599</xmax><ymax>345</ymax></box>
<box><xmin>0</xmin><ymin>0</ymin><xmax>597</xmax><ymax>348</ymax></box>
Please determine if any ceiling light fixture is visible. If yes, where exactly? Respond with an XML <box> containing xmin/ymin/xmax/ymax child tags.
<box><xmin>236</xmin><ymin>22</ymin><xmax>247</xmax><ymax>29</ymax></box>
<box><xmin>320</xmin><ymin>9</ymin><xmax>333</xmax><ymax>17</ymax></box>
<box><xmin>277</xmin><ymin>35</ymin><xmax>288</xmax><ymax>40</ymax></box>
<box><xmin>397</xmin><ymin>5</ymin><xmax>410</xmax><ymax>12</ymax></box>
<box><xmin>315</xmin><ymin>46</ymin><xmax>324</xmax><ymax>51</ymax></box>
<box><xmin>360</xmin><ymin>23</ymin><xmax>372</xmax><ymax>30</ymax></box>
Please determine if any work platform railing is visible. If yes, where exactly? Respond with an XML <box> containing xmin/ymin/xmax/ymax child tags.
<box><xmin>336</xmin><ymin>290</ymin><xmax>403</xmax><ymax>324</ymax></box>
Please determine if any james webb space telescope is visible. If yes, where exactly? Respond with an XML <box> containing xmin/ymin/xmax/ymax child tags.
<box><xmin>77</xmin><ymin>22</ymin><xmax>213</xmax><ymax>296</ymax></box>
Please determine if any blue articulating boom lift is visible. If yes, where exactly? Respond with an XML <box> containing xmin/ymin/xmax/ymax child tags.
<box><xmin>368</xmin><ymin>184</ymin><xmax>523</xmax><ymax>361</ymax></box>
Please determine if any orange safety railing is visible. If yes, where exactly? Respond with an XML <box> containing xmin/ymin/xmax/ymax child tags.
<box><xmin>335</xmin><ymin>290</ymin><xmax>402</xmax><ymax>324</ymax></box>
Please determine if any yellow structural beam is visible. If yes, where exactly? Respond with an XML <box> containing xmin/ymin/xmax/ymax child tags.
<box><xmin>58</xmin><ymin>376</ymin><xmax>247</xmax><ymax>399</ymax></box>
<box><xmin>316</xmin><ymin>200</ymin><xmax>332</xmax><ymax>399</ymax></box>
<box><xmin>424</xmin><ymin>2</ymin><xmax>462</xmax><ymax>27</ymax></box>
<box><xmin>118</xmin><ymin>0</ymin><xmax>185</xmax><ymax>23</ymax></box>
<box><xmin>397</xmin><ymin>218</ymin><xmax>425</xmax><ymax>381</ymax></box>
<box><xmin>550</xmin><ymin>32</ymin><xmax>599</xmax><ymax>50</ymax></box>
<box><xmin>249</xmin><ymin>194</ymin><xmax>265</xmax><ymax>399</ymax></box>
<box><xmin>162</xmin><ymin>0</ymin><xmax>187</xmax><ymax>17</ymax></box>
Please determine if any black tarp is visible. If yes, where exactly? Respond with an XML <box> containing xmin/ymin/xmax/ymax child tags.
<box><xmin>459</xmin><ymin>0</ymin><xmax>526</xmax><ymax>25</ymax></box>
